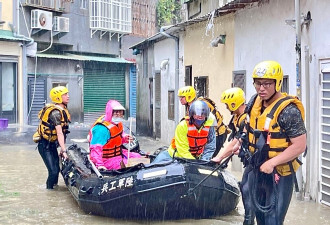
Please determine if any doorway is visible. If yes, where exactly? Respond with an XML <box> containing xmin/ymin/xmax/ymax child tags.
<box><xmin>0</xmin><ymin>62</ymin><xmax>17</xmax><ymax>123</ymax></box>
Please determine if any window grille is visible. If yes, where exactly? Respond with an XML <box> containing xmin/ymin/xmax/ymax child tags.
<box><xmin>90</xmin><ymin>0</ymin><xmax>132</xmax><ymax>34</ymax></box>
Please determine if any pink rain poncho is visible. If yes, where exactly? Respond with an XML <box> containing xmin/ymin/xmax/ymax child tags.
<box><xmin>89</xmin><ymin>100</ymin><xmax>141</xmax><ymax>170</ymax></box>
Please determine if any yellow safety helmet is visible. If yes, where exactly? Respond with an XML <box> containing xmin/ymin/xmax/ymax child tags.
<box><xmin>50</xmin><ymin>86</ymin><xmax>69</xmax><ymax>103</ymax></box>
<box><xmin>178</xmin><ymin>86</ymin><xmax>196</xmax><ymax>103</ymax></box>
<box><xmin>252</xmin><ymin>60</ymin><xmax>283</xmax><ymax>92</ymax></box>
<box><xmin>221</xmin><ymin>87</ymin><xmax>245</xmax><ymax>111</ymax></box>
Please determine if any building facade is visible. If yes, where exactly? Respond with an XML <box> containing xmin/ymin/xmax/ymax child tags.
<box><xmin>18</xmin><ymin>0</ymin><xmax>132</xmax><ymax>126</ymax></box>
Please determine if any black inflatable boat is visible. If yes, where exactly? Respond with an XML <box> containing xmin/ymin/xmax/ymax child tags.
<box><xmin>61</xmin><ymin>144</ymin><xmax>240</xmax><ymax>220</ymax></box>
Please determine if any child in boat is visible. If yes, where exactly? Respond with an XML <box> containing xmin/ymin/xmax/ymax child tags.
<box><xmin>88</xmin><ymin>100</ymin><xmax>141</xmax><ymax>170</ymax></box>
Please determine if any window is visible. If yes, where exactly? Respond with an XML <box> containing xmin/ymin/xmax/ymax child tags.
<box><xmin>168</xmin><ymin>90</ymin><xmax>175</xmax><ymax>120</ymax></box>
<box><xmin>232</xmin><ymin>70</ymin><xmax>246</xmax><ymax>92</ymax></box>
<box><xmin>185</xmin><ymin>65</ymin><xmax>192</xmax><ymax>86</ymax></box>
<box><xmin>281</xmin><ymin>75</ymin><xmax>289</xmax><ymax>93</ymax></box>
<box><xmin>194</xmin><ymin>76</ymin><xmax>208</xmax><ymax>97</ymax></box>
<box><xmin>80</xmin><ymin>0</ymin><xmax>88</xmax><ymax>9</ymax></box>
<box><xmin>0</xmin><ymin>3</ymin><xmax>2</xmax><ymax>23</ymax></box>
<box><xmin>0</xmin><ymin>62</ymin><xmax>17</xmax><ymax>123</ymax></box>
<box><xmin>52</xmin><ymin>82</ymin><xmax>67</xmax><ymax>88</ymax></box>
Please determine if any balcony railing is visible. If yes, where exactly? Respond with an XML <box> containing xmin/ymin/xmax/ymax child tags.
<box><xmin>23</xmin><ymin>0</ymin><xmax>65</xmax><ymax>12</ymax></box>
<box><xmin>90</xmin><ymin>0</ymin><xmax>132</xmax><ymax>34</ymax></box>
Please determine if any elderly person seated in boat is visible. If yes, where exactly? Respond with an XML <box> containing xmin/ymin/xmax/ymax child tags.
<box><xmin>88</xmin><ymin>100</ymin><xmax>141</xmax><ymax>171</ymax></box>
<box><xmin>152</xmin><ymin>100</ymin><xmax>216</xmax><ymax>163</ymax></box>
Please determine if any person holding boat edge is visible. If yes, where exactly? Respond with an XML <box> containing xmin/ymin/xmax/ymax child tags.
<box><xmin>212</xmin><ymin>61</ymin><xmax>307</xmax><ymax>225</ymax></box>
<box><xmin>35</xmin><ymin>86</ymin><xmax>70</xmax><ymax>189</ymax></box>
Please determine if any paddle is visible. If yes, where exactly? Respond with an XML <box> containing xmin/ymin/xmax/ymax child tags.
<box><xmin>125</xmin><ymin>117</ymin><xmax>133</xmax><ymax>166</ymax></box>
<box><xmin>181</xmin><ymin>153</ymin><xmax>235</xmax><ymax>198</ymax></box>
<box><xmin>87</xmin><ymin>154</ymin><xmax>103</xmax><ymax>179</ymax></box>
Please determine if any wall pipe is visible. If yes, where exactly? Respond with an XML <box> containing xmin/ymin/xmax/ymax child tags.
<box><xmin>304</xmin><ymin>46</ymin><xmax>311</xmax><ymax>200</ymax></box>
<box><xmin>160</xmin><ymin>27</ymin><xmax>179</xmax><ymax>125</ymax></box>
<box><xmin>295</xmin><ymin>0</ymin><xmax>303</xmax><ymax>200</ymax></box>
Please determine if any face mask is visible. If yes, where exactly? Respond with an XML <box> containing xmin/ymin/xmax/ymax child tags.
<box><xmin>112</xmin><ymin>117</ymin><xmax>123</xmax><ymax>124</ymax></box>
<box><xmin>194</xmin><ymin>119</ymin><xmax>205</xmax><ymax>127</ymax></box>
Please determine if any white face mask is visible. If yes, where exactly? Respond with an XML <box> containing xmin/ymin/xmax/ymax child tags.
<box><xmin>112</xmin><ymin>117</ymin><xmax>124</xmax><ymax>124</ymax></box>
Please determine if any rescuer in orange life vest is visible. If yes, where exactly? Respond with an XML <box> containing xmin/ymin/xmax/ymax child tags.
<box><xmin>88</xmin><ymin>100</ymin><xmax>141</xmax><ymax>171</ymax></box>
<box><xmin>177</xmin><ymin>86</ymin><xmax>228</xmax><ymax>157</ymax></box>
<box><xmin>152</xmin><ymin>100</ymin><xmax>216</xmax><ymax>163</ymax></box>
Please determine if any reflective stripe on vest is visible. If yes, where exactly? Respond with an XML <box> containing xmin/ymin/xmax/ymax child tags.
<box><xmin>248</xmin><ymin>94</ymin><xmax>305</xmax><ymax>176</ymax></box>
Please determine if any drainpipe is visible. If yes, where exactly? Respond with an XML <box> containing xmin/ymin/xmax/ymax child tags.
<box><xmin>160</xmin><ymin>27</ymin><xmax>179</xmax><ymax>125</ymax></box>
<box><xmin>304</xmin><ymin>46</ymin><xmax>311</xmax><ymax>200</ymax></box>
<box><xmin>295</xmin><ymin>0</ymin><xmax>303</xmax><ymax>200</ymax></box>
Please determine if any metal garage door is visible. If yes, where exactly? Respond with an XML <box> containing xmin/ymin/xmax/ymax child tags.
<box><xmin>321</xmin><ymin>67</ymin><xmax>330</xmax><ymax>206</ymax></box>
<box><xmin>129</xmin><ymin>65</ymin><xmax>136</xmax><ymax>118</ymax></box>
<box><xmin>84</xmin><ymin>68</ymin><xmax>126</xmax><ymax>124</ymax></box>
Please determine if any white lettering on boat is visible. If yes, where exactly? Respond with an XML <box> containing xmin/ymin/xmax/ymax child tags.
<box><xmin>100</xmin><ymin>176</ymin><xmax>134</xmax><ymax>194</ymax></box>
<box><xmin>125</xmin><ymin>176</ymin><xmax>134</xmax><ymax>187</ymax></box>
<box><xmin>142</xmin><ymin>169</ymin><xmax>167</xmax><ymax>179</ymax></box>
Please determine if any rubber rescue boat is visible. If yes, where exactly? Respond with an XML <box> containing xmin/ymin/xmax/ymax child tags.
<box><xmin>61</xmin><ymin>144</ymin><xmax>240</xmax><ymax>220</ymax></box>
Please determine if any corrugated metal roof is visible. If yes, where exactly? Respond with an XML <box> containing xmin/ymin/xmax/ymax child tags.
<box><xmin>35</xmin><ymin>53</ymin><xmax>132</xmax><ymax>63</ymax></box>
<box><xmin>0</xmin><ymin>30</ymin><xmax>29</xmax><ymax>41</ymax></box>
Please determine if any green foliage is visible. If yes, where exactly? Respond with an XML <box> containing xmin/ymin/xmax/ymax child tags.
<box><xmin>156</xmin><ymin>0</ymin><xmax>181</xmax><ymax>27</ymax></box>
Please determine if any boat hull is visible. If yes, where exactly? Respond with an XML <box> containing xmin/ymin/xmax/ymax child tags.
<box><xmin>61</xmin><ymin>144</ymin><xmax>240</xmax><ymax>220</ymax></box>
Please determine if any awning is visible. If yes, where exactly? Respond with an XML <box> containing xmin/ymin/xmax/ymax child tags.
<box><xmin>35</xmin><ymin>53</ymin><xmax>132</xmax><ymax>64</ymax></box>
<box><xmin>0</xmin><ymin>30</ymin><xmax>30</xmax><ymax>42</ymax></box>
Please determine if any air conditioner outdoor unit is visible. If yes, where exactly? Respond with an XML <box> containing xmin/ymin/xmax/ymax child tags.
<box><xmin>31</xmin><ymin>9</ymin><xmax>52</xmax><ymax>30</ymax></box>
<box><xmin>54</xmin><ymin>16</ymin><xmax>69</xmax><ymax>32</ymax></box>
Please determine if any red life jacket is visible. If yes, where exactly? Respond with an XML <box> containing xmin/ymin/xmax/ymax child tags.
<box><xmin>171</xmin><ymin>119</ymin><xmax>210</xmax><ymax>157</ymax></box>
<box><xmin>89</xmin><ymin>116</ymin><xmax>123</xmax><ymax>158</ymax></box>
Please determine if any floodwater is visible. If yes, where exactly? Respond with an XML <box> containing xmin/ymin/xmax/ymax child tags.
<box><xmin>1</xmin><ymin>142</ymin><xmax>330</xmax><ymax>225</ymax></box>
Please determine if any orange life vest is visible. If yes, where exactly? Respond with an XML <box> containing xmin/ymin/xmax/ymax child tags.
<box><xmin>90</xmin><ymin>116</ymin><xmax>123</xmax><ymax>158</ymax></box>
<box><xmin>171</xmin><ymin>119</ymin><xmax>210</xmax><ymax>157</ymax></box>
<box><xmin>247</xmin><ymin>94</ymin><xmax>305</xmax><ymax>176</ymax></box>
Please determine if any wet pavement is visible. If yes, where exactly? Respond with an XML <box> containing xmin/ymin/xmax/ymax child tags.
<box><xmin>0</xmin><ymin>124</ymin><xmax>330</xmax><ymax>224</ymax></box>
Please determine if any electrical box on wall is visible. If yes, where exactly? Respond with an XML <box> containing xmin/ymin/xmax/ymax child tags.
<box><xmin>54</xmin><ymin>16</ymin><xmax>69</xmax><ymax>32</ymax></box>
<box><xmin>31</xmin><ymin>9</ymin><xmax>52</xmax><ymax>30</ymax></box>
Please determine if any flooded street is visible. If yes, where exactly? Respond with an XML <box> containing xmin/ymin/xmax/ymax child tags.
<box><xmin>0</xmin><ymin>140</ymin><xmax>329</xmax><ymax>224</ymax></box>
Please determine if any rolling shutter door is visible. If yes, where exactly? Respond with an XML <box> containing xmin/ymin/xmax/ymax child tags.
<box><xmin>321</xmin><ymin>68</ymin><xmax>330</xmax><ymax>206</ymax></box>
<box><xmin>84</xmin><ymin>68</ymin><xmax>126</xmax><ymax>124</ymax></box>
